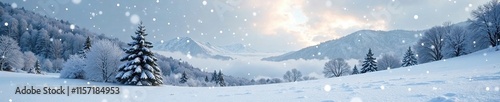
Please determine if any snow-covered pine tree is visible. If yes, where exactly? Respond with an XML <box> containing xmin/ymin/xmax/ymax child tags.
<box><xmin>179</xmin><ymin>72</ymin><xmax>188</xmax><ymax>84</ymax></box>
<box><xmin>34</xmin><ymin>60</ymin><xmax>41</xmax><ymax>74</ymax></box>
<box><xmin>218</xmin><ymin>70</ymin><xmax>226</xmax><ymax>87</ymax></box>
<box><xmin>77</xmin><ymin>36</ymin><xmax>92</xmax><ymax>58</ymax></box>
<box><xmin>352</xmin><ymin>65</ymin><xmax>359</xmax><ymax>75</ymax></box>
<box><xmin>361</xmin><ymin>48</ymin><xmax>378</xmax><ymax>73</ymax></box>
<box><xmin>115</xmin><ymin>22</ymin><xmax>163</xmax><ymax>86</ymax></box>
<box><xmin>204</xmin><ymin>76</ymin><xmax>209</xmax><ymax>82</ymax></box>
<box><xmin>211</xmin><ymin>70</ymin><xmax>219</xmax><ymax>84</ymax></box>
<box><xmin>401</xmin><ymin>46</ymin><xmax>418</xmax><ymax>67</ymax></box>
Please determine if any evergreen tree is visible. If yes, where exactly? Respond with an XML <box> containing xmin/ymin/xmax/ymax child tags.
<box><xmin>352</xmin><ymin>65</ymin><xmax>359</xmax><ymax>75</ymax></box>
<box><xmin>115</xmin><ymin>22</ymin><xmax>163</xmax><ymax>86</ymax></box>
<box><xmin>204</xmin><ymin>76</ymin><xmax>209</xmax><ymax>82</ymax></box>
<box><xmin>78</xmin><ymin>36</ymin><xmax>92</xmax><ymax>58</ymax></box>
<box><xmin>218</xmin><ymin>70</ymin><xmax>226</xmax><ymax>87</ymax></box>
<box><xmin>179</xmin><ymin>72</ymin><xmax>188</xmax><ymax>84</ymax></box>
<box><xmin>401</xmin><ymin>46</ymin><xmax>418</xmax><ymax>67</ymax></box>
<box><xmin>361</xmin><ymin>48</ymin><xmax>378</xmax><ymax>73</ymax></box>
<box><xmin>211</xmin><ymin>70</ymin><xmax>219</xmax><ymax>84</ymax></box>
<box><xmin>34</xmin><ymin>60</ymin><xmax>41</xmax><ymax>74</ymax></box>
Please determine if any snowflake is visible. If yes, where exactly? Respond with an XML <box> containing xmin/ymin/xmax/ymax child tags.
<box><xmin>252</xmin><ymin>12</ymin><xmax>257</xmax><ymax>16</ymax></box>
<box><xmin>186</xmin><ymin>40</ymin><xmax>190</xmax><ymax>43</ymax></box>
<box><xmin>11</xmin><ymin>3</ymin><xmax>17</xmax><ymax>9</ymax></box>
<box><xmin>486</xmin><ymin>87</ymin><xmax>490</xmax><ymax>91</ymax></box>
<box><xmin>117</xmin><ymin>3</ymin><xmax>120</xmax><ymax>7</ymax></box>
<box><xmin>380</xmin><ymin>85</ymin><xmax>385</xmax><ymax>90</ymax></box>
<box><xmin>414</xmin><ymin>15</ymin><xmax>419</xmax><ymax>19</ymax></box>
<box><xmin>70</xmin><ymin>24</ymin><xmax>75</xmax><ymax>30</ymax></box>
<box><xmin>426</xmin><ymin>71</ymin><xmax>429</xmax><ymax>74</ymax></box>
<box><xmin>187</xmin><ymin>52</ymin><xmax>192</xmax><ymax>59</ymax></box>
<box><xmin>160</xmin><ymin>40</ymin><xmax>164</xmax><ymax>43</ymax></box>
<box><xmin>130</xmin><ymin>14</ymin><xmax>140</xmax><ymax>24</ymax></box>
<box><xmin>202</xmin><ymin>0</ymin><xmax>207</xmax><ymax>5</ymax></box>
<box><xmin>324</xmin><ymin>84</ymin><xmax>331</xmax><ymax>92</ymax></box>
<box><xmin>4</xmin><ymin>22</ymin><xmax>8</xmax><ymax>26</ymax></box>
<box><xmin>156</xmin><ymin>0</ymin><xmax>159</xmax><ymax>3</ymax></box>
<box><xmin>87</xmin><ymin>82</ymin><xmax>90</xmax><ymax>85</ymax></box>
<box><xmin>408</xmin><ymin>88</ymin><xmax>412</xmax><ymax>91</ymax></box>
<box><xmin>210</xmin><ymin>9</ymin><xmax>214</xmax><ymax>12</ymax></box>
<box><xmin>99</xmin><ymin>11</ymin><xmax>103</xmax><ymax>15</ymax></box>
<box><xmin>125</xmin><ymin>11</ymin><xmax>130</xmax><ymax>16</ymax></box>
<box><xmin>186</xmin><ymin>30</ymin><xmax>190</xmax><ymax>34</ymax></box>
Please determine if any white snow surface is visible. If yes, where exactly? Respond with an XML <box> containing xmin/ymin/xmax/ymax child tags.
<box><xmin>1</xmin><ymin>49</ymin><xmax>499</xmax><ymax>102</ymax></box>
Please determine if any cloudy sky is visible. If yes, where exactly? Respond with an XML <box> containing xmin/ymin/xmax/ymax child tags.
<box><xmin>6</xmin><ymin>0</ymin><xmax>490</xmax><ymax>52</ymax></box>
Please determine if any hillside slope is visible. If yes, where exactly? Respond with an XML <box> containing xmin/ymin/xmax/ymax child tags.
<box><xmin>1</xmin><ymin>48</ymin><xmax>498</xmax><ymax>102</ymax></box>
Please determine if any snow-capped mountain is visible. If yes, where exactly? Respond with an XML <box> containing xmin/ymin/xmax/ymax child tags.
<box><xmin>153</xmin><ymin>37</ymin><xmax>258</xmax><ymax>60</ymax></box>
<box><xmin>153</xmin><ymin>37</ymin><xmax>233</xmax><ymax>60</ymax></box>
<box><xmin>263</xmin><ymin>30</ymin><xmax>423</xmax><ymax>61</ymax></box>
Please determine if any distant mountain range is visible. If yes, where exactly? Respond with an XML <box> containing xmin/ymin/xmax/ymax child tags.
<box><xmin>153</xmin><ymin>37</ymin><xmax>256</xmax><ymax>60</ymax></box>
<box><xmin>262</xmin><ymin>30</ymin><xmax>423</xmax><ymax>61</ymax></box>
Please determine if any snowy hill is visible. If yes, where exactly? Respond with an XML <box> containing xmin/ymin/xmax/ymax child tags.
<box><xmin>263</xmin><ymin>30</ymin><xmax>423</xmax><ymax>61</ymax></box>
<box><xmin>1</xmin><ymin>48</ymin><xmax>499</xmax><ymax>101</ymax></box>
<box><xmin>153</xmin><ymin>37</ymin><xmax>233</xmax><ymax>60</ymax></box>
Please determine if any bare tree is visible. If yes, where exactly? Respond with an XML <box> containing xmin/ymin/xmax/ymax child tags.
<box><xmin>445</xmin><ymin>26</ymin><xmax>469</xmax><ymax>57</ymax></box>
<box><xmin>283</xmin><ymin>68</ymin><xmax>302</xmax><ymax>82</ymax></box>
<box><xmin>323</xmin><ymin>58</ymin><xmax>351</xmax><ymax>78</ymax></box>
<box><xmin>377</xmin><ymin>54</ymin><xmax>401</xmax><ymax>70</ymax></box>
<box><xmin>416</xmin><ymin>24</ymin><xmax>450</xmax><ymax>63</ymax></box>
<box><xmin>469</xmin><ymin>0</ymin><xmax>500</xmax><ymax>48</ymax></box>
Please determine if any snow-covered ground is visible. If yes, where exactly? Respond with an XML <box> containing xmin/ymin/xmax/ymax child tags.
<box><xmin>1</xmin><ymin>48</ymin><xmax>499</xmax><ymax>102</ymax></box>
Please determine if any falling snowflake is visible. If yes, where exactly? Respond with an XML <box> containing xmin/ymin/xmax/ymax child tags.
<box><xmin>426</xmin><ymin>71</ymin><xmax>429</xmax><ymax>74</ymax></box>
<box><xmin>125</xmin><ymin>11</ymin><xmax>130</xmax><ymax>16</ymax></box>
<box><xmin>318</xmin><ymin>52</ymin><xmax>322</xmax><ymax>56</ymax></box>
<box><xmin>187</xmin><ymin>52</ymin><xmax>192</xmax><ymax>59</ymax></box>
<box><xmin>116</xmin><ymin>3</ymin><xmax>120</xmax><ymax>7</ymax></box>
<box><xmin>186</xmin><ymin>40</ymin><xmax>190</xmax><ymax>43</ymax></box>
<box><xmin>4</xmin><ymin>22</ymin><xmax>8</xmax><ymax>26</ymax></box>
<box><xmin>380</xmin><ymin>85</ymin><xmax>385</xmax><ymax>90</ymax></box>
<box><xmin>408</xmin><ymin>88</ymin><xmax>412</xmax><ymax>91</ymax></box>
<box><xmin>160</xmin><ymin>40</ymin><xmax>164</xmax><ymax>43</ymax></box>
<box><xmin>413</xmin><ymin>15</ymin><xmax>419</xmax><ymax>19</ymax></box>
<box><xmin>324</xmin><ymin>85</ymin><xmax>331</xmax><ymax>92</ymax></box>
<box><xmin>186</xmin><ymin>30</ymin><xmax>190</xmax><ymax>34</ymax></box>
<box><xmin>87</xmin><ymin>82</ymin><xmax>90</xmax><ymax>85</ymax></box>
<box><xmin>486</xmin><ymin>87</ymin><xmax>490</xmax><ymax>91</ymax></box>
<box><xmin>70</xmin><ymin>24</ymin><xmax>75</xmax><ymax>30</ymax></box>
<box><xmin>202</xmin><ymin>0</ymin><xmax>207</xmax><ymax>5</ymax></box>
<box><xmin>252</xmin><ymin>12</ymin><xmax>257</xmax><ymax>16</ymax></box>
<box><xmin>156</xmin><ymin>0</ymin><xmax>160</xmax><ymax>3</ymax></box>
<box><xmin>64</xmin><ymin>80</ymin><xmax>67</xmax><ymax>84</ymax></box>
<box><xmin>11</xmin><ymin>3</ymin><xmax>17</xmax><ymax>8</ymax></box>
<box><xmin>130</xmin><ymin>14</ymin><xmax>140</xmax><ymax>24</ymax></box>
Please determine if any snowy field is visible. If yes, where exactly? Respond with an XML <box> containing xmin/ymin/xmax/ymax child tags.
<box><xmin>1</xmin><ymin>48</ymin><xmax>499</xmax><ymax>102</ymax></box>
